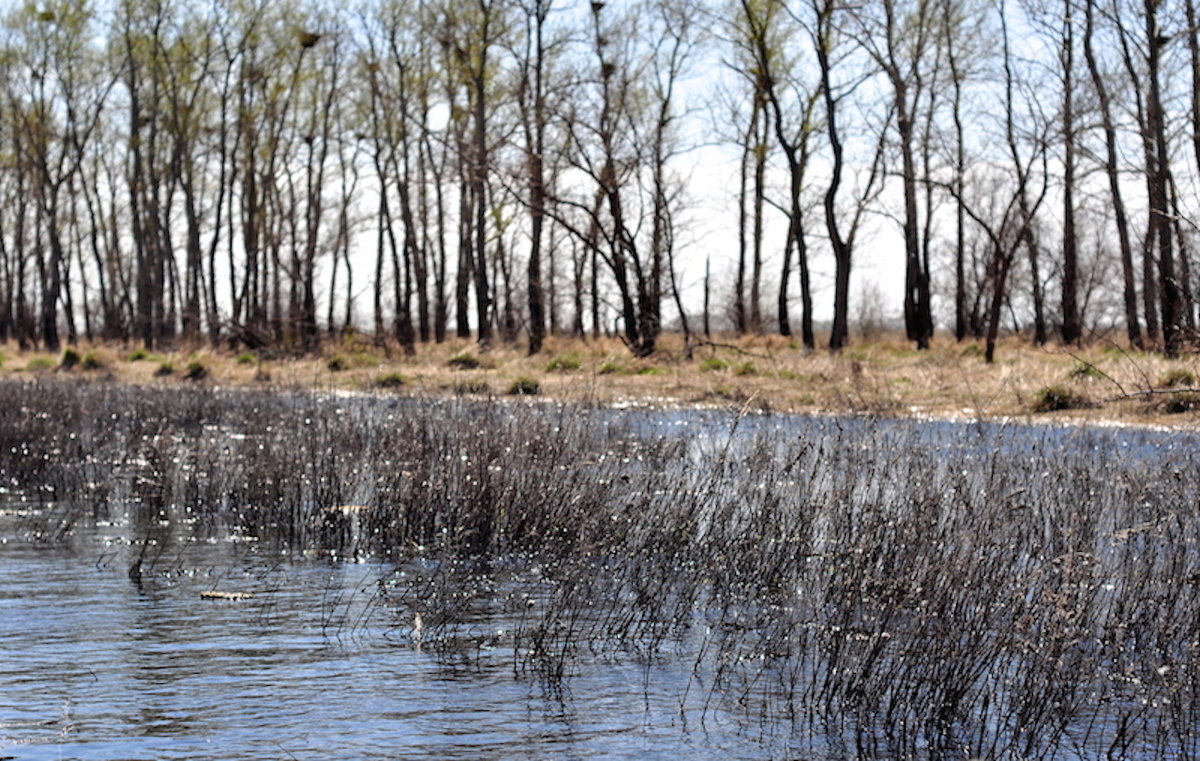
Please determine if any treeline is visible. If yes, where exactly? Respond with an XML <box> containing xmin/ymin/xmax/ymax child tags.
<box><xmin>0</xmin><ymin>0</ymin><xmax>1197</xmax><ymax>360</ymax></box>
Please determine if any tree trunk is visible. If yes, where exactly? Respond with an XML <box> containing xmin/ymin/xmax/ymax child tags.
<box><xmin>471</xmin><ymin>66</ymin><xmax>492</xmax><ymax>348</ymax></box>
<box><xmin>897</xmin><ymin>84</ymin><xmax>931</xmax><ymax>349</ymax></box>
<box><xmin>817</xmin><ymin>2</ymin><xmax>850</xmax><ymax>352</ymax></box>
<box><xmin>1060</xmin><ymin>0</ymin><xmax>1081</xmax><ymax>344</ymax></box>
<box><xmin>1085</xmin><ymin>0</ymin><xmax>1141</xmax><ymax>348</ymax></box>
<box><xmin>1144</xmin><ymin>0</ymin><xmax>1182</xmax><ymax>356</ymax></box>
<box><xmin>750</xmin><ymin>97</ymin><xmax>766</xmax><ymax>333</ymax></box>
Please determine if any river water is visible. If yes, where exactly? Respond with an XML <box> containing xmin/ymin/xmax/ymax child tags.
<box><xmin>3</xmin><ymin>390</ymin><xmax>1200</xmax><ymax>761</ymax></box>
<box><xmin>0</xmin><ymin>500</ymin><xmax>811</xmax><ymax>761</ymax></box>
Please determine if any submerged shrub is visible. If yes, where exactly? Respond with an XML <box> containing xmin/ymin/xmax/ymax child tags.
<box><xmin>375</xmin><ymin>372</ymin><xmax>406</xmax><ymax>389</ymax></box>
<box><xmin>184</xmin><ymin>361</ymin><xmax>208</xmax><ymax>381</ymax></box>
<box><xmin>59</xmin><ymin>348</ymin><xmax>80</xmax><ymax>370</ymax></box>
<box><xmin>1151</xmin><ymin>391</ymin><xmax>1200</xmax><ymax>414</ymax></box>
<box><xmin>1157</xmin><ymin>367</ymin><xmax>1197</xmax><ymax>388</ymax></box>
<box><xmin>507</xmin><ymin>376</ymin><xmax>539</xmax><ymax>395</ymax></box>
<box><xmin>545</xmin><ymin>353</ymin><xmax>581</xmax><ymax>373</ymax></box>
<box><xmin>1032</xmin><ymin>384</ymin><xmax>1089</xmax><ymax>412</ymax></box>
<box><xmin>447</xmin><ymin>352</ymin><xmax>482</xmax><ymax>370</ymax></box>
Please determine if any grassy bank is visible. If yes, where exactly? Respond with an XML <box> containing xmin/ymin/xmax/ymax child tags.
<box><xmin>3</xmin><ymin>332</ymin><xmax>1199</xmax><ymax>426</ymax></box>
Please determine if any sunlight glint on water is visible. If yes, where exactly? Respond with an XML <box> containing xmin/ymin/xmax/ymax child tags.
<box><xmin>0</xmin><ymin>509</ymin><xmax>800</xmax><ymax>761</ymax></box>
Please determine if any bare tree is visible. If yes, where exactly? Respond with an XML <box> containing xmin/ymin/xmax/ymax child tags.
<box><xmin>515</xmin><ymin>0</ymin><xmax>553</xmax><ymax>354</ymax></box>
<box><xmin>13</xmin><ymin>0</ymin><xmax>113</xmax><ymax>350</ymax></box>
<box><xmin>853</xmin><ymin>0</ymin><xmax>937</xmax><ymax>349</ymax></box>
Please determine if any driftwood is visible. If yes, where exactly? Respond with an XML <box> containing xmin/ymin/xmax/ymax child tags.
<box><xmin>1102</xmin><ymin>386</ymin><xmax>1200</xmax><ymax>403</ymax></box>
<box><xmin>1065</xmin><ymin>349</ymin><xmax>1200</xmax><ymax>406</ymax></box>
<box><xmin>200</xmin><ymin>590</ymin><xmax>254</xmax><ymax>601</ymax></box>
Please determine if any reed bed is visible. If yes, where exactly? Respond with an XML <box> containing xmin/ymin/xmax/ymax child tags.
<box><xmin>2</xmin><ymin>377</ymin><xmax>1198</xmax><ymax>758</ymax></box>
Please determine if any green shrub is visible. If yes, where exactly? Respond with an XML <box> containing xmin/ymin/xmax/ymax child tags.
<box><xmin>184</xmin><ymin>361</ymin><xmax>208</xmax><ymax>381</ymax></box>
<box><xmin>375</xmin><ymin>372</ymin><xmax>406</xmax><ymax>389</ymax></box>
<box><xmin>327</xmin><ymin>355</ymin><xmax>348</xmax><ymax>372</ymax></box>
<box><xmin>447</xmin><ymin>352</ymin><xmax>482</xmax><ymax>370</ymax></box>
<box><xmin>707</xmin><ymin>384</ymin><xmax>748</xmax><ymax>402</ymax></box>
<box><xmin>1157</xmin><ymin>367</ymin><xmax>1197</xmax><ymax>388</ymax></box>
<box><xmin>700</xmin><ymin>357</ymin><xmax>728</xmax><ymax>372</ymax></box>
<box><xmin>1067</xmin><ymin>362</ymin><xmax>1104</xmax><ymax>381</ymax></box>
<box><xmin>25</xmin><ymin>357</ymin><xmax>55</xmax><ymax>373</ymax></box>
<box><xmin>80</xmin><ymin>352</ymin><xmax>104</xmax><ymax>371</ymax></box>
<box><xmin>776</xmin><ymin>369</ymin><xmax>802</xmax><ymax>381</ymax></box>
<box><xmin>960</xmin><ymin>344</ymin><xmax>984</xmax><ymax>359</ymax></box>
<box><xmin>507</xmin><ymin>376</ymin><xmax>540</xmax><ymax>395</ymax></box>
<box><xmin>236</xmin><ymin>352</ymin><xmax>257</xmax><ymax>366</ymax></box>
<box><xmin>127</xmin><ymin>348</ymin><xmax>148</xmax><ymax>362</ymax></box>
<box><xmin>1032</xmin><ymin>384</ymin><xmax>1089</xmax><ymax>412</ymax></box>
<box><xmin>637</xmin><ymin>366</ymin><xmax>666</xmax><ymax>376</ymax></box>
<box><xmin>733</xmin><ymin>361</ymin><xmax>758</xmax><ymax>377</ymax></box>
<box><xmin>59</xmin><ymin>348</ymin><xmax>80</xmax><ymax>369</ymax></box>
<box><xmin>348</xmin><ymin>350</ymin><xmax>381</xmax><ymax>368</ymax></box>
<box><xmin>545</xmin><ymin>353</ymin><xmax>582</xmax><ymax>373</ymax></box>
<box><xmin>154</xmin><ymin>362</ymin><xmax>175</xmax><ymax>377</ymax></box>
<box><xmin>598</xmin><ymin>359</ymin><xmax>624</xmax><ymax>375</ymax></box>
<box><xmin>453</xmin><ymin>377</ymin><xmax>490</xmax><ymax>395</ymax></box>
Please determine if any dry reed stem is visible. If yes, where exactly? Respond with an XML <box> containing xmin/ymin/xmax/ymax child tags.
<box><xmin>2</xmin><ymin>378</ymin><xmax>1199</xmax><ymax>757</ymax></box>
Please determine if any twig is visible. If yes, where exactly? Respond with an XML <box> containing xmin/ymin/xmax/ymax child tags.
<box><xmin>1062</xmin><ymin>349</ymin><xmax>1127</xmax><ymax>396</ymax></box>
<box><xmin>692</xmin><ymin>339</ymin><xmax>773</xmax><ymax>360</ymax></box>
<box><xmin>1104</xmin><ymin>340</ymin><xmax>1155</xmax><ymax>391</ymax></box>
<box><xmin>1101</xmin><ymin>387</ymin><xmax>1200</xmax><ymax>404</ymax></box>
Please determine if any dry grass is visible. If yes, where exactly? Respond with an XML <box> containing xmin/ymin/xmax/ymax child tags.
<box><xmin>5</xmin><ymin>332</ymin><xmax>1199</xmax><ymax>426</ymax></box>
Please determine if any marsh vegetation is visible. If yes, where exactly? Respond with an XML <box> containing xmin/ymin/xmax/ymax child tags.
<box><xmin>3</xmin><ymin>378</ymin><xmax>1200</xmax><ymax>758</ymax></box>
<box><xmin>7</xmin><ymin>332</ymin><xmax>1200</xmax><ymax>426</ymax></box>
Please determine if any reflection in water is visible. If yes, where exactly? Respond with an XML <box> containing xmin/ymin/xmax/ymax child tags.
<box><xmin>0</xmin><ymin>512</ymin><xmax>806</xmax><ymax>760</ymax></box>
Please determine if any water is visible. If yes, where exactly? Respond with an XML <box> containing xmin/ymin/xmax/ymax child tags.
<box><xmin>0</xmin><ymin>507</ymin><xmax>808</xmax><ymax>761</ymax></box>
<box><xmin>4</xmin><ymin>383</ymin><xmax>1200</xmax><ymax>760</ymax></box>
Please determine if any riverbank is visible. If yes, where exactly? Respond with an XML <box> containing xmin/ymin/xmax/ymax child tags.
<box><xmin>3</xmin><ymin>332</ymin><xmax>1198</xmax><ymax>427</ymax></box>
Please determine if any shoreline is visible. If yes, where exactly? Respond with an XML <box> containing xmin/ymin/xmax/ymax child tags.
<box><xmin>2</xmin><ymin>333</ymin><xmax>1198</xmax><ymax>431</ymax></box>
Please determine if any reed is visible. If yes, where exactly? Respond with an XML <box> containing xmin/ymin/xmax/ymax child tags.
<box><xmin>2</xmin><ymin>377</ymin><xmax>1198</xmax><ymax>758</ymax></box>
